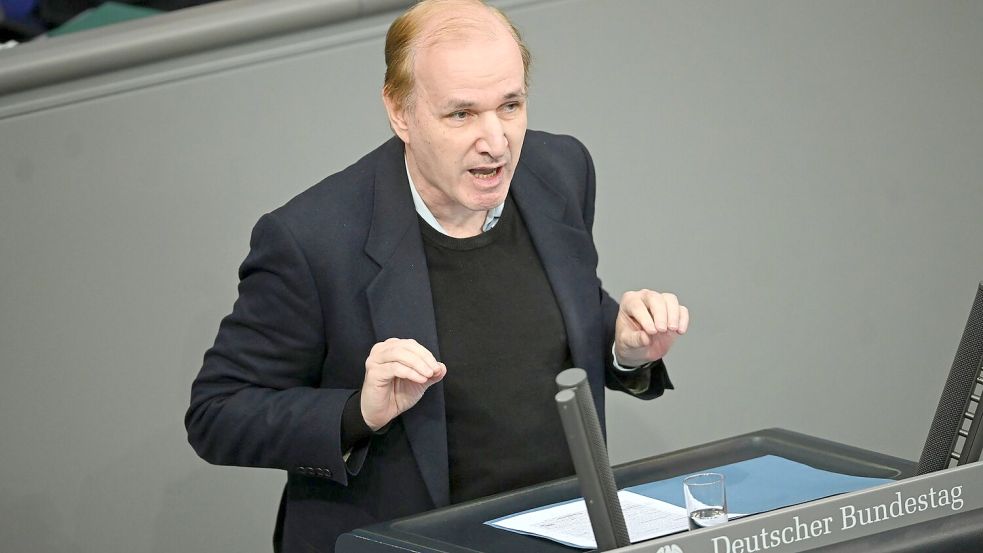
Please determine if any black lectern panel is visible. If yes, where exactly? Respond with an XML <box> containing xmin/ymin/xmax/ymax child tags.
<box><xmin>336</xmin><ymin>429</ymin><xmax>915</xmax><ymax>553</ymax></box>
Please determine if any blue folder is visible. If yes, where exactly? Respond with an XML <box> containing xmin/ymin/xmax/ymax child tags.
<box><xmin>626</xmin><ymin>454</ymin><xmax>893</xmax><ymax>515</ymax></box>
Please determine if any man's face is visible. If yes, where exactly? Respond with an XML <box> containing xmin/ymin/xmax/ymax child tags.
<box><xmin>386</xmin><ymin>31</ymin><xmax>527</xmax><ymax>228</ymax></box>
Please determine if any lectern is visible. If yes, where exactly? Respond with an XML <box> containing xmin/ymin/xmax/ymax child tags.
<box><xmin>336</xmin><ymin>429</ymin><xmax>918</xmax><ymax>553</ymax></box>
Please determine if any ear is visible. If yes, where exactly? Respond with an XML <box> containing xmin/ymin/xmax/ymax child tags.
<box><xmin>382</xmin><ymin>90</ymin><xmax>411</xmax><ymax>144</ymax></box>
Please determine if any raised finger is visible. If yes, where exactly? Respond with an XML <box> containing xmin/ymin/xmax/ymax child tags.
<box><xmin>379</xmin><ymin>346</ymin><xmax>438</xmax><ymax>379</ymax></box>
<box><xmin>624</xmin><ymin>295</ymin><xmax>657</xmax><ymax>334</ymax></box>
<box><xmin>390</xmin><ymin>362</ymin><xmax>430</xmax><ymax>384</ymax></box>
<box><xmin>663</xmin><ymin>293</ymin><xmax>680</xmax><ymax>331</ymax></box>
<box><xmin>399</xmin><ymin>339</ymin><xmax>441</xmax><ymax>370</ymax></box>
<box><xmin>642</xmin><ymin>291</ymin><xmax>668</xmax><ymax>332</ymax></box>
<box><xmin>678</xmin><ymin>305</ymin><xmax>690</xmax><ymax>334</ymax></box>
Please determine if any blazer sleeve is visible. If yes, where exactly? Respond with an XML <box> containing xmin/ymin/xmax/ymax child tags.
<box><xmin>572</xmin><ymin>136</ymin><xmax>674</xmax><ymax>399</ymax></box>
<box><xmin>185</xmin><ymin>212</ymin><xmax>357</xmax><ymax>486</ymax></box>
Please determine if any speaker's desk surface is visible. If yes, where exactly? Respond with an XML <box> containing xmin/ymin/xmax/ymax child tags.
<box><xmin>337</xmin><ymin>428</ymin><xmax>955</xmax><ymax>553</ymax></box>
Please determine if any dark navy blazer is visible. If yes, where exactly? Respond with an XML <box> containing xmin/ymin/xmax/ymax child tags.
<box><xmin>186</xmin><ymin>130</ymin><xmax>671</xmax><ymax>552</ymax></box>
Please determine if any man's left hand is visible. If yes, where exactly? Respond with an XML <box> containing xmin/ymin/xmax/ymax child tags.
<box><xmin>614</xmin><ymin>289</ymin><xmax>688</xmax><ymax>368</ymax></box>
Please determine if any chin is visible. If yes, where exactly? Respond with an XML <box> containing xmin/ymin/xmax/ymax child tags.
<box><xmin>468</xmin><ymin>189</ymin><xmax>510</xmax><ymax>211</ymax></box>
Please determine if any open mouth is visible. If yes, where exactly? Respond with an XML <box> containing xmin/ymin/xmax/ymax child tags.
<box><xmin>469</xmin><ymin>166</ymin><xmax>502</xmax><ymax>180</ymax></box>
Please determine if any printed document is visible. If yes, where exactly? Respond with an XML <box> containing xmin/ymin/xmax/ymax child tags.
<box><xmin>487</xmin><ymin>490</ymin><xmax>688</xmax><ymax>549</ymax></box>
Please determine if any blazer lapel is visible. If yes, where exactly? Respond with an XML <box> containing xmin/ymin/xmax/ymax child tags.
<box><xmin>511</xmin><ymin>165</ymin><xmax>602</xmax><ymax>375</ymax></box>
<box><xmin>364</xmin><ymin>138</ymin><xmax>449</xmax><ymax>508</ymax></box>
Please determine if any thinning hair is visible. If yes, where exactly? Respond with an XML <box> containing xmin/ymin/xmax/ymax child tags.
<box><xmin>383</xmin><ymin>0</ymin><xmax>531</xmax><ymax>113</ymax></box>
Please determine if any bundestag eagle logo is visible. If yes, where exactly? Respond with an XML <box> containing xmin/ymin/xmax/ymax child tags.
<box><xmin>655</xmin><ymin>545</ymin><xmax>683</xmax><ymax>553</ymax></box>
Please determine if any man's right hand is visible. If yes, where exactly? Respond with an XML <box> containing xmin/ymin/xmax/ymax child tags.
<box><xmin>361</xmin><ymin>338</ymin><xmax>447</xmax><ymax>431</ymax></box>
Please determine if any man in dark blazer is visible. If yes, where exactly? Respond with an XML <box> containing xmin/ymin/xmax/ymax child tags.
<box><xmin>186</xmin><ymin>1</ymin><xmax>688</xmax><ymax>552</ymax></box>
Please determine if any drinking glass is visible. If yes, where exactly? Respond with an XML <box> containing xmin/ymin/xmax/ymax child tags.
<box><xmin>683</xmin><ymin>472</ymin><xmax>728</xmax><ymax>530</ymax></box>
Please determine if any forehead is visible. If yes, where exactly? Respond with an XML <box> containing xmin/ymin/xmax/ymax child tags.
<box><xmin>413</xmin><ymin>29</ymin><xmax>525</xmax><ymax>109</ymax></box>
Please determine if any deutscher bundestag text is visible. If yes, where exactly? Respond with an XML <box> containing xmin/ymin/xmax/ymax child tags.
<box><xmin>711</xmin><ymin>485</ymin><xmax>963</xmax><ymax>553</ymax></box>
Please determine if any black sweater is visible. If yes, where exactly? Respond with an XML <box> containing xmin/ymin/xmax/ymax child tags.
<box><xmin>420</xmin><ymin>196</ymin><xmax>576</xmax><ymax>503</ymax></box>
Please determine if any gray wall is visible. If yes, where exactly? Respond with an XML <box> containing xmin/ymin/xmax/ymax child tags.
<box><xmin>1</xmin><ymin>1</ymin><xmax>981</xmax><ymax>551</ymax></box>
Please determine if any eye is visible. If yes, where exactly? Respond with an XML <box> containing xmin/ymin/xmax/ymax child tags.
<box><xmin>448</xmin><ymin>111</ymin><xmax>469</xmax><ymax>121</ymax></box>
<box><xmin>501</xmin><ymin>102</ymin><xmax>521</xmax><ymax>113</ymax></box>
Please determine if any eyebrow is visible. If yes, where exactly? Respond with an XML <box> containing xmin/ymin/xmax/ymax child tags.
<box><xmin>443</xmin><ymin>90</ymin><xmax>528</xmax><ymax>111</ymax></box>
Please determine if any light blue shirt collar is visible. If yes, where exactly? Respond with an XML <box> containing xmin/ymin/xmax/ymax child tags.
<box><xmin>406</xmin><ymin>159</ymin><xmax>504</xmax><ymax>236</ymax></box>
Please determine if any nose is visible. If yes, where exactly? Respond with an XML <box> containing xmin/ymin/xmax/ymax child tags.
<box><xmin>474</xmin><ymin>113</ymin><xmax>508</xmax><ymax>160</ymax></box>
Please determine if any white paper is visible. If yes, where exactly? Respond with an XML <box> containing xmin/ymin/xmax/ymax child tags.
<box><xmin>488</xmin><ymin>490</ymin><xmax>689</xmax><ymax>549</ymax></box>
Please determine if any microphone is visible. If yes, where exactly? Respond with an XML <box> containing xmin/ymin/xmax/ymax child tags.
<box><xmin>555</xmin><ymin>367</ymin><xmax>630</xmax><ymax>551</ymax></box>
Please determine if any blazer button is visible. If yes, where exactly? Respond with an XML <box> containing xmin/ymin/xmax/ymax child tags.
<box><xmin>315</xmin><ymin>468</ymin><xmax>324</xmax><ymax>477</ymax></box>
